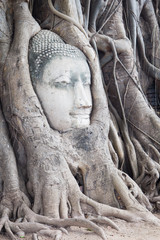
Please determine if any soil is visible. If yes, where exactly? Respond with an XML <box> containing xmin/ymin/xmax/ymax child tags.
<box><xmin>0</xmin><ymin>214</ymin><xmax>160</xmax><ymax>240</ymax></box>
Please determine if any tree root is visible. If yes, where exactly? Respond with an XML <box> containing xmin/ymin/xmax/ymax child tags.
<box><xmin>87</xmin><ymin>214</ymin><xmax>120</xmax><ymax>231</ymax></box>
<box><xmin>2</xmin><ymin>177</ymin><xmax>160</xmax><ymax>240</ymax></box>
<box><xmin>109</xmin><ymin>113</ymin><xmax>125</xmax><ymax>168</ymax></box>
<box><xmin>116</xmin><ymin>171</ymin><xmax>152</xmax><ymax>211</ymax></box>
<box><xmin>82</xmin><ymin>192</ymin><xmax>160</xmax><ymax>225</ymax></box>
<box><xmin>108</xmin><ymin>139</ymin><xmax>119</xmax><ymax>168</ymax></box>
<box><xmin>108</xmin><ymin>100</ymin><xmax>138</xmax><ymax>179</ymax></box>
<box><xmin>132</xmin><ymin>137</ymin><xmax>160</xmax><ymax>200</ymax></box>
<box><xmin>48</xmin><ymin>0</ymin><xmax>88</xmax><ymax>38</ymax></box>
<box><xmin>148</xmin><ymin>144</ymin><xmax>160</xmax><ymax>164</ymax></box>
<box><xmin>0</xmin><ymin>201</ymin><xmax>108</xmax><ymax>240</ymax></box>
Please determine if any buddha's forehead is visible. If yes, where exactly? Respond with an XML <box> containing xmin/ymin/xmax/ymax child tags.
<box><xmin>42</xmin><ymin>56</ymin><xmax>91</xmax><ymax>82</ymax></box>
<box><xmin>44</xmin><ymin>56</ymin><xmax>89</xmax><ymax>70</ymax></box>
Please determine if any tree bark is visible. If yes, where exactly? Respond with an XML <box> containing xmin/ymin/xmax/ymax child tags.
<box><xmin>0</xmin><ymin>0</ymin><xmax>160</xmax><ymax>239</ymax></box>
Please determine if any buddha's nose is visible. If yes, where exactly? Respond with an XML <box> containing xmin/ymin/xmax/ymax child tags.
<box><xmin>74</xmin><ymin>80</ymin><xmax>92</xmax><ymax>109</ymax></box>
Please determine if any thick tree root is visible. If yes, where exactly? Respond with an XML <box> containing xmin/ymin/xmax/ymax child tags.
<box><xmin>87</xmin><ymin>215</ymin><xmax>120</xmax><ymax>231</ymax></box>
<box><xmin>78</xmin><ymin>168</ymin><xmax>160</xmax><ymax>226</ymax></box>
<box><xmin>82</xmin><ymin>194</ymin><xmax>160</xmax><ymax>225</ymax></box>
<box><xmin>0</xmin><ymin>201</ymin><xmax>107</xmax><ymax>240</ymax></box>
<box><xmin>2</xmin><ymin>188</ymin><xmax>160</xmax><ymax>240</ymax></box>
<box><xmin>131</xmin><ymin>136</ymin><xmax>160</xmax><ymax>204</ymax></box>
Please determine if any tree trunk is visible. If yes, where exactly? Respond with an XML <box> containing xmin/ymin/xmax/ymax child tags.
<box><xmin>0</xmin><ymin>0</ymin><xmax>160</xmax><ymax>239</ymax></box>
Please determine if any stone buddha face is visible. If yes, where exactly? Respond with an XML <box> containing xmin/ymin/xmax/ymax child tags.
<box><xmin>29</xmin><ymin>30</ymin><xmax>92</xmax><ymax>132</ymax></box>
<box><xmin>35</xmin><ymin>56</ymin><xmax>92</xmax><ymax>132</ymax></box>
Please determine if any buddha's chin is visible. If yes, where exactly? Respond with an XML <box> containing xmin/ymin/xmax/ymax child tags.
<box><xmin>71</xmin><ymin>116</ymin><xmax>90</xmax><ymax>129</ymax></box>
<box><xmin>51</xmin><ymin>116</ymin><xmax>91</xmax><ymax>133</ymax></box>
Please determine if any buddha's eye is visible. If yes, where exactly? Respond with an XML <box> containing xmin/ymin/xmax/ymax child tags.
<box><xmin>53</xmin><ymin>76</ymin><xmax>71</xmax><ymax>88</ymax></box>
<box><xmin>59</xmin><ymin>81</ymin><xmax>68</xmax><ymax>87</ymax></box>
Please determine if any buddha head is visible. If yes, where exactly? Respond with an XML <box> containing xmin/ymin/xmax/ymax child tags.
<box><xmin>29</xmin><ymin>30</ymin><xmax>92</xmax><ymax>132</ymax></box>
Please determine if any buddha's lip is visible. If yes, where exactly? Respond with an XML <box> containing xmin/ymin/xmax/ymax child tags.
<box><xmin>70</xmin><ymin>112</ymin><xmax>90</xmax><ymax>117</ymax></box>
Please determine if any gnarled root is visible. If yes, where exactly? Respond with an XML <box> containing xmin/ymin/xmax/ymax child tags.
<box><xmin>0</xmin><ymin>194</ymin><xmax>108</xmax><ymax>240</ymax></box>
<box><xmin>129</xmin><ymin>136</ymin><xmax>160</xmax><ymax>211</ymax></box>
<box><xmin>79</xmin><ymin>167</ymin><xmax>160</xmax><ymax>225</ymax></box>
